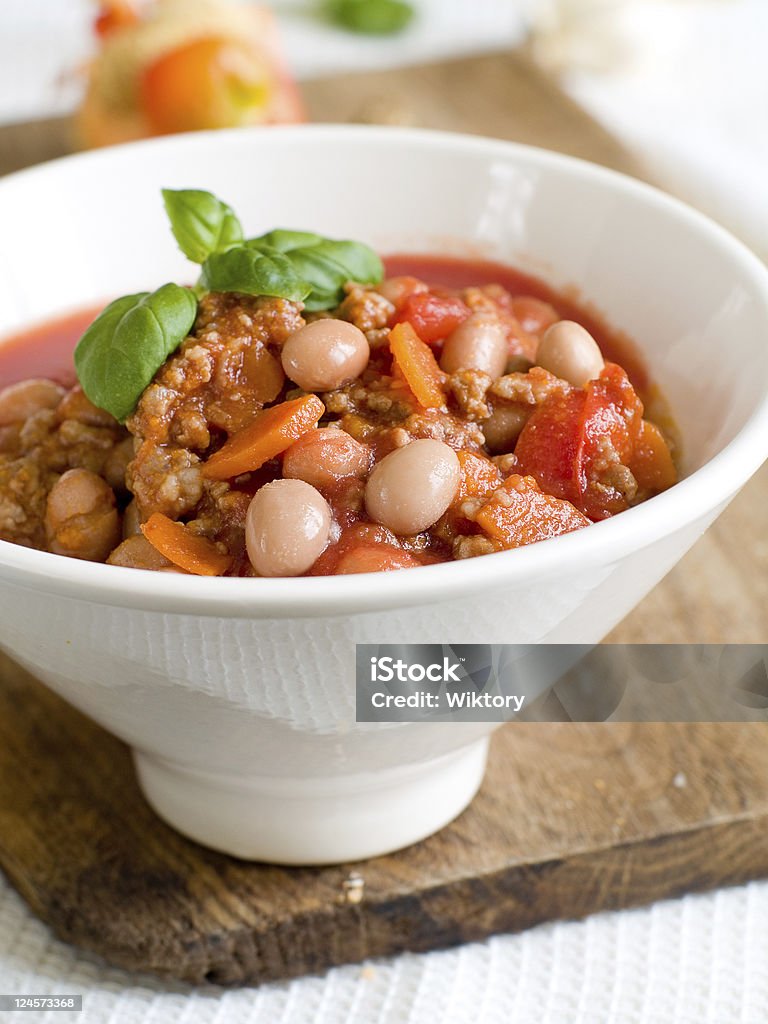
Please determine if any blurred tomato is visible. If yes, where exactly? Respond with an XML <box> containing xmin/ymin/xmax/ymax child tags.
<box><xmin>141</xmin><ymin>37</ymin><xmax>275</xmax><ymax>134</ymax></box>
<box><xmin>94</xmin><ymin>0</ymin><xmax>139</xmax><ymax>38</ymax></box>
<box><xmin>79</xmin><ymin>3</ymin><xmax>304</xmax><ymax>148</ymax></box>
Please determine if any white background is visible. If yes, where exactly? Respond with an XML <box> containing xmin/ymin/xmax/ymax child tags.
<box><xmin>1</xmin><ymin>1</ymin><xmax>767</xmax><ymax>1021</ymax></box>
<box><xmin>1</xmin><ymin>0</ymin><xmax>767</xmax><ymax>254</ymax></box>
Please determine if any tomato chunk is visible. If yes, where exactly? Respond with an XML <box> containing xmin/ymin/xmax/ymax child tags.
<box><xmin>509</xmin><ymin>297</ymin><xmax>560</xmax><ymax>335</ymax></box>
<box><xmin>335</xmin><ymin>545</ymin><xmax>423</xmax><ymax>574</ymax></box>
<box><xmin>475</xmin><ymin>475</ymin><xmax>589</xmax><ymax>548</ymax></box>
<box><xmin>513</xmin><ymin>389</ymin><xmax>584</xmax><ymax>500</ymax></box>
<box><xmin>578</xmin><ymin>362</ymin><xmax>643</xmax><ymax>467</ymax></box>
<box><xmin>575</xmin><ymin>362</ymin><xmax>643</xmax><ymax>518</ymax></box>
<box><xmin>515</xmin><ymin>362</ymin><xmax>644</xmax><ymax>520</ymax></box>
<box><xmin>392</xmin><ymin>292</ymin><xmax>471</xmax><ymax>343</ymax></box>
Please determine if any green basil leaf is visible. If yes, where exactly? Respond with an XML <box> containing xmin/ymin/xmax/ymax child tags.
<box><xmin>316</xmin><ymin>239</ymin><xmax>384</xmax><ymax>285</ymax></box>
<box><xmin>162</xmin><ymin>188</ymin><xmax>243</xmax><ymax>263</ymax></box>
<box><xmin>326</xmin><ymin>0</ymin><xmax>414</xmax><ymax>35</ymax></box>
<box><xmin>200</xmin><ymin>245</ymin><xmax>312</xmax><ymax>301</ymax></box>
<box><xmin>277</xmin><ymin>249</ymin><xmax>350</xmax><ymax>312</ymax></box>
<box><xmin>247</xmin><ymin>229</ymin><xmax>383</xmax><ymax>310</ymax></box>
<box><xmin>255</xmin><ymin>229</ymin><xmax>324</xmax><ymax>253</ymax></box>
<box><xmin>74</xmin><ymin>284</ymin><xmax>197</xmax><ymax>422</ymax></box>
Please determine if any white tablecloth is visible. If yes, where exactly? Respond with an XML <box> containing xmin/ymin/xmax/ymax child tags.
<box><xmin>1</xmin><ymin>1</ymin><xmax>767</xmax><ymax>1020</ymax></box>
<box><xmin>3</xmin><ymin>875</ymin><xmax>768</xmax><ymax>1023</ymax></box>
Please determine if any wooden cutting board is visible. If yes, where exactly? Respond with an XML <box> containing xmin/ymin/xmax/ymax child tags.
<box><xmin>0</xmin><ymin>51</ymin><xmax>766</xmax><ymax>985</ymax></box>
<box><xmin>2</xmin><ymin>654</ymin><xmax>768</xmax><ymax>987</ymax></box>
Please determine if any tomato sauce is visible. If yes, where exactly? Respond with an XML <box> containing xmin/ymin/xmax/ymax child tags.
<box><xmin>383</xmin><ymin>254</ymin><xmax>650</xmax><ymax>394</ymax></box>
<box><xmin>0</xmin><ymin>257</ymin><xmax>648</xmax><ymax>396</ymax></box>
<box><xmin>0</xmin><ymin>307</ymin><xmax>100</xmax><ymax>388</ymax></box>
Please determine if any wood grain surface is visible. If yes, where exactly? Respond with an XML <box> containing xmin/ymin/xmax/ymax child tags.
<box><xmin>0</xmin><ymin>50</ymin><xmax>766</xmax><ymax>985</ymax></box>
<box><xmin>2</xmin><ymin>655</ymin><xmax>767</xmax><ymax>986</ymax></box>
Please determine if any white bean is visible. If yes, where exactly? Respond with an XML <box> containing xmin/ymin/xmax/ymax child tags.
<box><xmin>0</xmin><ymin>424</ymin><xmax>21</xmax><ymax>454</ymax></box>
<box><xmin>376</xmin><ymin>276</ymin><xmax>428</xmax><ymax>307</ymax></box>
<box><xmin>0</xmin><ymin>379</ymin><xmax>64</xmax><ymax>426</ymax></box>
<box><xmin>107</xmin><ymin>535</ymin><xmax>173</xmax><ymax>570</ymax></box>
<box><xmin>56</xmin><ymin>385</ymin><xmax>116</xmax><ymax>427</ymax></box>
<box><xmin>440</xmin><ymin>313</ymin><xmax>508</xmax><ymax>378</ymax></box>
<box><xmin>122</xmin><ymin>498</ymin><xmax>142</xmax><ymax>538</ymax></box>
<box><xmin>365</xmin><ymin>438</ymin><xmax>460</xmax><ymax>535</ymax></box>
<box><xmin>45</xmin><ymin>468</ymin><xmax>120</xmax><ymax>561</ymax></box>
<box><xmin>104</xmin><ymin>438</ymin><xmax>135</xmax><ymax>492</ymax></box>
<box><xmin>481</xmin><ymin>405</ymin><xmax>528</xmax><ymax>453</ymax></box>
<box><xmin>246</xmin><ymin>478</ymin><xmax>332</xmax><ymax>577</ymax></box>
<box><xmin>281</xmin><ymin>319</ymin><xmax>370</xmax><ymax>391</ymax></box>
<box><xmin>536</xmin><ymin>320</ymin><xmax>605</xmax><ymax>387</ymax></box>
<box><xmin>283</xmin><ymin>428</ymin><xmax>371</xmax><ymax>490</ymax></box>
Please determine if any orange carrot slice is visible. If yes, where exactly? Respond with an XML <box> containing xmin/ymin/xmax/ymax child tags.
<box><xmin>389</xmin><ymin>321</ymin><xmax>446</xmax><ymax>410</ymax></box>
<box><xmin>202</xmin><ymin>394</ymin><xmax>324</xmax><ymax>480</ymax></box>
<box><xmin>475</xmin><ymin>474</ymin><xmax>589</xmax><ymax>549</ymax></box>
<box><xmin>456</xmin><ymin>450</ymin><xmax>503</xmax><ymax>502</ymax></box>
<box><xmin>141</xmin><ymin>513</ymin><xmax>232</xmax><ymax>576</ymax></box>
<box><xmin>628</xmin><ymin>420</ymin><xmax>677</xmax><ymax>493</ymax></box>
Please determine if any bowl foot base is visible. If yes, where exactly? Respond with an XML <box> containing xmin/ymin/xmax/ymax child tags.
<box><xmin>133</xmin><ymin>738</ymin><xmax>489</xmax><ymax>865</ymax></box>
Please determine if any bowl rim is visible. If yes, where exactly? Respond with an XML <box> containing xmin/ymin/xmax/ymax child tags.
<box><xmin>1</xmin><ymin>123</ymin><xmax>767</xmax><ymax>618</ymax></box>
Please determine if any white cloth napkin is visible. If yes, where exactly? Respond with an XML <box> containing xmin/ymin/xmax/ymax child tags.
<box><xmin>563</xmin><ymin>0</ymin><xmax>768</xmax><ymax>257</ymax></box>
<box><xmin>2</xmin><ymin>871</ymin><xmax>768</xmax><ymax>1023</ymax></box>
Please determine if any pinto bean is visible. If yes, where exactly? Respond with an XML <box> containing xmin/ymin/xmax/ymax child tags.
<box><xmin>246</xmin><ymin>479</ymin><xmax>332</xmax><ymax>577</ymax></box>
<box><xmin>281</xmin><ymin>320</ymin><xmax>370</xmax><ymax>391</ymax></box>
<box><xmin>440</xmin><ymin>313</ymin><xmax>508</xmax><ymax>378</ymax></box>
<box><xmin>103</xmin><ymin>438</ymin><xmax>136</xmax><ymax>492</ymax></box>
<box><xmin>536</xmin><ymin>320</ymin><xmax>605</xmax><ymax>388</ymax></box>
<box><xmin>0</xmin><ymin>424</ymin><xmax>21</xmax><ymax>454</ymax></box>
<box><xmin>510</xmin><ymin>297</ymin><xmax>559</xmax><ymax>335</ymax></box>
<box><xmin>56</xmin><ymin>385</ymin><xmax>117</xmax><ymax>427</ymax></box>
<box><xmin>122</xmin><ymin>498</ymin><xmax>142</xmax><ymax>538</ymax></box>
<box><xmin>282</xmin><ymin>428</ymin><xmax>371</xmax><ymax>490</ymax></box>
<box><xmin>107</xmin><ymin>534</ymin><xmax>173</xmax><ymax>570</ymax></box>
<box><xmin>0</xmin><ymin>379</ymin><xmax>65</xmax><ymax>426</ymax></box>
<box><xmin>365</xmin><ymin>439</ymin><xmax>460</xmax><ymax>535</ymax></box>
<box><xmin>376</xmin><ymin>276</ymin><xmax>428</xmax><ymax>309</ymax></box>
<box><xmin>45</xmin><ymin>468</ymin><xmax>120</xmax><ymax>561</ymax></box>
<box><xmin>481</xmin><ymin>405</ymin><xmax>528</xmax><ymax>453</ymax></box>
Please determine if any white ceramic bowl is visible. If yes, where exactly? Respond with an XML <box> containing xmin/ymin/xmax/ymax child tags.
<box><xmin>1</xmin><ymin>127</ymin><xmax>767</xmax><ymax>864</ymax></box>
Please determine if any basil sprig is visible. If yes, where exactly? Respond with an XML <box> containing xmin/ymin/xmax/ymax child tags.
<box><xmin>74</xmin><ymin>284</ymin><xmax>197</xmax><ymax>422</ymax></box>
<box><xmin>246</xmin><ymin>229</ymin><xmax>384</xmax><ymax>311</ymax></box>
<box><xmin>74</xmin><ymin>188</ymin><xmax>385</xmax><ymax>419</ymax></box>
<box><xmin>200</xmin><ymin>245</ymin><xmax>312</xmax><ymax>302</ymax></box>
<box><xmin>163</xmin><ymin>190</ymin><xmax>383</xmax><ymax>309</ymax></box>
<box><xmin>162</xmin><ymin>188</ymin><xmax>243</xmax><ymax>263</ymax></box>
